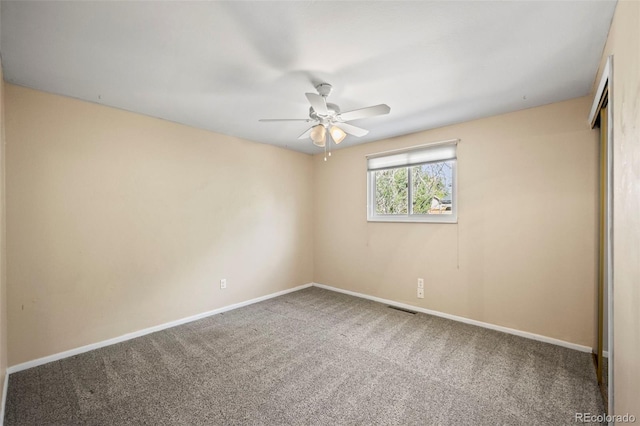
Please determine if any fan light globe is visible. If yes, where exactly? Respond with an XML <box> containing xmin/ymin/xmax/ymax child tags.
<box><xmin>310</xmin><ymin>125</ymin><xmax>326</xmax><ymax>147</ymax></box>
<box><xmin>329</xmin><ymin>126</ymin><xmax>347</xmax><ymax>144</ymax></box>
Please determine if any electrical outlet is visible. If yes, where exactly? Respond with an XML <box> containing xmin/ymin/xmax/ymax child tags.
<box><xmin>418</xmin><ymin>278</ymin><xmax>424</xmax><ymax>289</ymax></box>
<box><xmin>220</xmin><ymin>279</ymin><xmax>227</xmax><ymax>289</ymax></box>
<box><xmin>417</xmin><ymin>288</ymin><xmax>424</xmax><ymax>299</ymax></box>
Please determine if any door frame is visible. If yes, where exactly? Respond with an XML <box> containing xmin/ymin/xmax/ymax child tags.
<box><xmin>588</xmin><ymin>55</ymin><xmax>613</xmax><ymax>415</ymax></box>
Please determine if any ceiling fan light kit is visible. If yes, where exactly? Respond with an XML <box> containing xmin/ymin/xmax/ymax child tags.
<box><xmin>259</xmin><ymin>83</ymin><xmax>390</xmax><ymax>159</ymax></box>
<box><xmin>329</xmin><ymin>126</ymin><xmax>346</xmax><ymax>144</ymax></box>
<box><xmin>311</xmin><ymin>125</ymin><xmax>326</xmax><ymax>147</ymax></box>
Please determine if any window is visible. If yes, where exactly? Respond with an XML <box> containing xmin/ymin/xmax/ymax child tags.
<box><xmin>367</xmin><ymin>140</ymin><xmax>458</xmax><ymax>223</ymax></box>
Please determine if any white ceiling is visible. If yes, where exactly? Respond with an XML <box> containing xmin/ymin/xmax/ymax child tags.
<box><xmin>1</xmin><ymin>1</ymin><xmax>616</xmax><ymax>154</ymax></box>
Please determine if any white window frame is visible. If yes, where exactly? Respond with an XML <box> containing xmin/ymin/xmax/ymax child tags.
<box><xmin>366</xmin><ymin>140</ymin><xmax>458</xmax><ymax>223</ymax></box>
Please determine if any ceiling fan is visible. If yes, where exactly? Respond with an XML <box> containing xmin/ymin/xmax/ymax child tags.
<box><xmin>259</xmin><ymin>83</ymin><xmax>390</xmax><ymax>149</ymax></box>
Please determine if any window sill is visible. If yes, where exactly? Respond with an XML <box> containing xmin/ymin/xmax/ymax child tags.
<box><xmin>367</xmin><ymin>215</ymin><xmax>458</xmax><ymax>224</ymax></box>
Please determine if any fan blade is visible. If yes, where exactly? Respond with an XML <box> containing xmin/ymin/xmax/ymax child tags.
<box><xmin>298</xmin><ymin>127</ymin><xmax>314</xmax><ymax>139</ymax></box>
<box><xmin>337</xmin><ymin>104</ymin><xmax>390</xmax><ymax>122</ymax></box>
<box><xmin>259</xmin><ymin>119</ymin><xmax>311</xmax><ymax>122</ymax></box>
<box><xmin>334</xmin><ymin>122</ymin><xmax>369</xmax><ymax>137</ymax></box>
<box><xmin>305</xmin><ymin>93</ymin><xmax>328</xmax><ymax>115</ymax></box>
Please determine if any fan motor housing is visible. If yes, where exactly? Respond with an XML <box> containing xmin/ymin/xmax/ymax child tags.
<box><xmin>309</xmin><ymin>103</ymin><xmax>340</xmax><ymax>121</ymax></box>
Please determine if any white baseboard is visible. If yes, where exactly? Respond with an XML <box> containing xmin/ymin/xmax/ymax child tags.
<box><xmin>7</xmin><ymin>283</ymin><xmax>313</xmax><ymax>375</ymax></box>
<box><xmin>0</xmin><ymin>371</ymin><xmax>8</xmax><ymax>426</ymax></box>
<box><xmin>312</xmin><ymin>283</ymin><xmax>592</xmax><ymax>353</ymax></box>
<box><xmin>6</xmin><ymin>281</ymin><xmax>594</xmax><ymax>376</ymax></box>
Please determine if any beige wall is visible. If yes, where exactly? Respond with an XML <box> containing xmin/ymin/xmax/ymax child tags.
<box><xmin>313</xmin><ymin>96</ymin><xmax>598</xmax><ymax>347</ymax></box>
<box><xmin>595</xmin><ymin>0</ymin><xmax>640</xmax><ymax>418</ymax></box>
<box><xmin>5</xmin><ymin>84</ymin><xmax>314</xmax><ymax>366</ymax></box>
<box><xmin>0</xmin><ymin>59</ymin><xmax>8</xmax><ymax>403</ymax></box>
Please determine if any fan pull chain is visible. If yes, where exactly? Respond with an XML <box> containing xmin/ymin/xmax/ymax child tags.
<box><xmin>324</xmin><ymin>142</ymin><xmax>327</xmax><ymax>161</ymax></box>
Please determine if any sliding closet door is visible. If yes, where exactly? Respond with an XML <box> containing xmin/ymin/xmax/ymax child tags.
<box><xmin>596</xmin><ymin>103</ymin><xmax>608</xmax><ymax>389</ymax></box>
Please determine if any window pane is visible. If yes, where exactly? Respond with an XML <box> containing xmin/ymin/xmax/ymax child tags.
<box><xmin>375</xmin><ymin>168</ymin><xmax>408</xmax><ymax>215</ymax></box>
<box><xmin>411</xmin><ymin>161</ymin><xmax>453</xmax><ymax>215</ymax></box>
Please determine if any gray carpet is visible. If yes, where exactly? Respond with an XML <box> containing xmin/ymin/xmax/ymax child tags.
<box><xmin>5</xmin><ymin>287</ymin><xmax>604</xmax><ymax>425</ymax></box>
